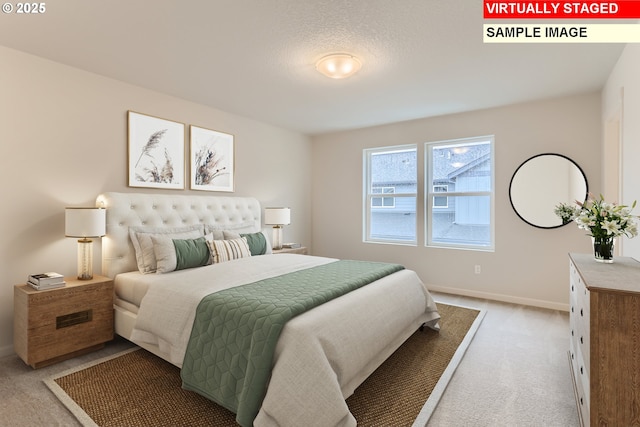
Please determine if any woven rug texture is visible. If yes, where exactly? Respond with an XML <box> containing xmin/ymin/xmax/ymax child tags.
<box><xmin>50</xmin><ymin>302</ymin><xmax>481</xmax><ymax>427</ymax></box>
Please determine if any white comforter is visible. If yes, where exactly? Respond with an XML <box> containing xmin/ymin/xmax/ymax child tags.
<box><xmin>128</xmin><ymin>254</ymin><xmax>440</xmax><ymax>427</ymax></box>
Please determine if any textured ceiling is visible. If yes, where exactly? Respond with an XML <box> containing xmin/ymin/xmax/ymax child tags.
<box><xmin>0</xmin><ymin>0</ymin><xmax>625</xmax><ymax>135</ymax></box>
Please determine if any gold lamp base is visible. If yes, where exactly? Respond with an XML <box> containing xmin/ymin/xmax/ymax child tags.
<box><xmin>272</xmin><ymin>225</ymin><xmax>283</xmax><ymax>250</ymax></box>
<box><xmin>77</xmin><ymin>238</ymin><xmax>94</xmax><ymax>280</ymax></box>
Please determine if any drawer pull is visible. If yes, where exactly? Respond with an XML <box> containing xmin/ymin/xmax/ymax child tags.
<box><xmin>580</xmin><ymin>308</ymin><xmax>583</xmax><ymax>316</ymax></box>
<box><xmin>580</xmin><ymin>336</ymin><xmax>584</xmax><ymax>344</ymax></box>
<box><xmin>56</xmin><ymin>310</ymin><xmax>93</xmax><ymax>329</ymax></box>
<box><xmin>580</xmin><ymin>397</ymin><xmax>584</xmax><ymax>406</ymax></box>
<box><xmin>580</xmin><ymin>366</ymin><xmax>584</xmax><ymax>375</ymax></box>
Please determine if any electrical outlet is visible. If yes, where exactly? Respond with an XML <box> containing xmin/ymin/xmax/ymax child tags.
<box><xmin>474</xmin><ymin>265</ymin><xmax>481</xmax><ymax>274</ymax></box>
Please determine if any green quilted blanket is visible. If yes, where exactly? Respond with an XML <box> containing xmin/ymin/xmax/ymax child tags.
<box><xmin>180</xmin><ymin>259</ymin><xmax>404</xmax><ymax>427</ymax></box>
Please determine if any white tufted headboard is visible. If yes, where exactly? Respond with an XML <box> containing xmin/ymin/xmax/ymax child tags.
<box><xmin>96</xmin><ymin>192</ymin><xmax>262</xmax><ymax>278</ymax></box>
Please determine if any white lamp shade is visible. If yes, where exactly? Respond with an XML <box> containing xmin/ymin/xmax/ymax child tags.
<box><xmin>264</xmin><ymin>207</ymin><xmax>291</xmax><ymax>226</ymax></box>
<box><xmin>65</xmin><ymin>207</ymin><xmax>106</xmax><ymax>238</ymax></box>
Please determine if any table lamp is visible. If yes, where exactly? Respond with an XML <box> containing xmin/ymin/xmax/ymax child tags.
<box><xmin>264</xmin><ymin>207</ymin><xmax>290</xmax><ymax>250</ymax></box>
<box><xmin>65</xmin><ymin>207</ymin><xmax>106</xmax><ymax>280</ymax></box>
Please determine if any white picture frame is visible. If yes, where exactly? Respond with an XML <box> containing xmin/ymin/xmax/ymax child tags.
<box><xmin>190</xmin><ymin>125</ymin><xmax>235</xmax><ymax>192</ymax></box>
<box><xmin>128</xmin><ymin>111</ymin><xmax>185</xmax><ymax>189</ymax></box>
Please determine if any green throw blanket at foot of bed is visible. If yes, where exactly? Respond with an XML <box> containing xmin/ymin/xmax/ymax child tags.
<box><xmin>181</xmin><ymin>259</ymin><xmax>404</xmax><ymax>427</ymax></box>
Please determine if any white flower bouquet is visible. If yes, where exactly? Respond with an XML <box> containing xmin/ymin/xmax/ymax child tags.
<box><xmin>555</xmin><ymin>194</ymin><xmax>638</xmax><ymax>262</ymax></box>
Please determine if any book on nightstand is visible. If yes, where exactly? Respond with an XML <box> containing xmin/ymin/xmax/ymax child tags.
<box><xmin>27</xmin><ymin>272</ymin><xmax>65</xmax><ymax>290</ymax></box>
<box><xmin>282</xmin><ymin>243</ymin><xmax>301</xmax><ymax>249</ymax></box>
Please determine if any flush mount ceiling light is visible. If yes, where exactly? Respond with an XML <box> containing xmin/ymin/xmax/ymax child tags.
<box><xmin>316</xmin><ymin>53</ymin><xmax>362</xmax><ymax>79</ymax></box>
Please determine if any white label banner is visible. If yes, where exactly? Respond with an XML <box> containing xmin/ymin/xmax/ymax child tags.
<box><xmin>483</xmin><ymin>23</ymin><xmax>640</xmax><ymax>43</ymax></box>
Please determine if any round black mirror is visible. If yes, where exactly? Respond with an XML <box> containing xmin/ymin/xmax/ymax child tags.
<box><xmin>509</xmin><ymin>153</ymin><xmax>588</xmax><ymax>229</ymax></box>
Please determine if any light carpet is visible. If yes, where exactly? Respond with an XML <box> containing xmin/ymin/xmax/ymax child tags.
<box><xmin>45</xmin><ymin>302</ymin><xmax>484</xmax><ymax>427</ymax></box>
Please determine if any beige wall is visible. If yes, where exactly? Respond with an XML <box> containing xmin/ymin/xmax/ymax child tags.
<box><xmin>602</xmin><ymin>44</ymin><xmax>640</xmax><ymax>260</ymax></box>
<box><xmin>311</xmin><ymin>93</ymin><xmax>600</xmax><ymax>310</ymax></box>
<box><xmin>0</xmin><ymin>46</ymin><xmax>312</xmax><ymax>356</ymax></box>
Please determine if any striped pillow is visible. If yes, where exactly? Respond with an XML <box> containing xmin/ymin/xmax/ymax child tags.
<box><xmin>208</xmin><ymin>237</ymin><xmax>252</xmax><ymax>264</ymax></box>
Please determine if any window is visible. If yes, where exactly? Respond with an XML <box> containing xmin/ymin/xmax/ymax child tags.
<box><xmin>363</xmin><ymin>145</ymin><xmax>417</xmax><ymax>244</ymax></box>
<box><xmin>371</xmin><ymin>187</ymin><xmax>395</xmax><ymax>208</ymax></box>
<box><xmin>425</xmin><ymin>136</ymin><xmax>494</xmax><ymax>250</ymax></box>
<box><xmin>363</xmin><ymin>137</ymin><xmax>494</xmax><ymax>251</ymax></box>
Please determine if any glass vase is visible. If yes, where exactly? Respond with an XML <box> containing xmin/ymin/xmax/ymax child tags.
<box><xmin>592</xmin><ymin>236</ymin><xmax>615</xmax><ymax>263</ymax></box>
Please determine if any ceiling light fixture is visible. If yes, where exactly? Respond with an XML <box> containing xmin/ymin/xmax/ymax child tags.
<box><xmin>316</xmin><ymin>53</ymin><xmax>362</xmax><ymax>79</ymax></box>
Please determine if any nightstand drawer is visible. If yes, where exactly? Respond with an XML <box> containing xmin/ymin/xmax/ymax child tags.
<box><xmin>14</xmin><ymin>276</ymin><xmax>114</xmax><ymax>368</ymax></box>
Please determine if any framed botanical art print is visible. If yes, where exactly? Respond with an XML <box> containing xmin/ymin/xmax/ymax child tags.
<box><xmin>128</xmin><ymin>111</ymin><xmax>185</xmax><ymax>189</ymax></box>
<box><xmin>190</xmin><ymin>125</ymin><xmax>235</xmax><ymax>192</ymax></box>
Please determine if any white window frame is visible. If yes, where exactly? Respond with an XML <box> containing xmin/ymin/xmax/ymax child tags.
<box><xmin>363</xmin><ymin>145</ymin><xmax>417</xmax><ymax>245</ymax></box>
<box><xmin>425</xmin><ymin>136</ymin><xmax>495</xmax><ymax>251</ymax></box>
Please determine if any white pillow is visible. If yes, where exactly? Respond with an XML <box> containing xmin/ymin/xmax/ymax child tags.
<box><xmin>209</xmin><ymin>230</ymin><xmax>242</xmax><ymax>240</ymax></box>
<box><xmin>207</xmin><ymin>237</ymin><xmax>252</xmax><ymax>264</ymax></box>
<box><xmin>205</xmin><ymin>222</ymin><xmax>257</xmax><ymax>235</ymax></box>
<box><xmin>129</xmin><ymin>225</ymin><xmax>204</xmax><ymax>273</ymax></box>
<box><xmin>261</xmin><ymin>231</ymin><xmax>273</xmax><ymax>255</ymax></box>
<box><xmin>152</xmin><ymin>235</ymin><xmax>178</xmax><ymax>274</ymax></box>
<box><xmin>253</xmin><ymin>230</ymin><xmax>273</xmax><ymax>254</ymax></box>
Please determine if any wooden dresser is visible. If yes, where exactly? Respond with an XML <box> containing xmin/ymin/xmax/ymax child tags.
<box><xmin>569</xmin><ymin>253</ymin><xmax>640</xmax><ymax>427</ymax></box>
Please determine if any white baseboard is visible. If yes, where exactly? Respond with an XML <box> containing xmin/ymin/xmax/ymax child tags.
<box><xmin>426</xmin><ymin>285</ymin><xmax>570</xmax><ymax>312</ymax></box>
<box><xmin>0</xmin><ymin>343</ymin><xmax>14</xmax><ymax>359</ymax></box>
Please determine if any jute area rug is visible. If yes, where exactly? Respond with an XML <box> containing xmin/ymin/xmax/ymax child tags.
<box><xmin>46</xmin><ymin>302</ymin><xmax>484</xmax><ymax>427</ymax></box>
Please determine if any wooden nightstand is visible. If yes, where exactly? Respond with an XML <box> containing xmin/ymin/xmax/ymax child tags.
<box><xmin>14</xmin><ymin>275</ymin><xmax>114</xmax><ymax>368</ymax></box>
<box><xmin>273</xmin><ymin>246</ymin><xmax>308</xmax><ymax>255</ymax></box>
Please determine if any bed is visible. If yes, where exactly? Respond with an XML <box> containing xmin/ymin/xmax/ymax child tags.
<box><xmin>98</xmin><ymin>191</ymin><xmax>440</xmax><ymax>427</ymax></box>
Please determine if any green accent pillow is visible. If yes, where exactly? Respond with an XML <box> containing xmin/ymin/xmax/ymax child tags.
<box><xmin>174</xmin><ymin>237</ymin><xmax>211</xmax><ymax>270</ymax></box>
<box><xmin>241</xmin><ymin>232</ymin><xmax>268</xmax><ymax>256</ymax></box>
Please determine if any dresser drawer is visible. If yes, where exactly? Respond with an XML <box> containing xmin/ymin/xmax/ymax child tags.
<box><xmin>570</xmin><ymin>260</ymin><xmax>590</xmax><ymax>376</ymax></box>
<box><xmin>569</xmin><ymin>338</ymin><xmax>579</xmax><ymax>389</ymax></box>
<box><xmin>574</xmin><ymin>366</ymin><xmax>590</xmax><ymax>427</ymax></box>
<box><xmin>576</xmin><ymin>347</ymin><xmax>589</xmax><ymax>409</ymax></box>
<box><xmin>575</xmin><ymin>284</ymin><xmax>590</xmax><ymax>375</ymax></box>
